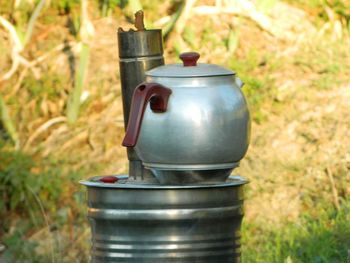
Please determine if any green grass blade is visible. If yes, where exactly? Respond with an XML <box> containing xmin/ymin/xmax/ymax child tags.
<box><xmin>162</xmin><ymin>2</ymin><xmax>185</xmax><ymax>37</ymax></box>
<box><xmin>66</xmin><ymin>43</ymin><xmax>90</xmax><ymax>124</ymax></box>
<box><xmin>24</xmin><ymin>0</ymin><xmax>46</xmax><ymax>47</ymax></box>
<box><xmin>227</xmin><ymin>28</ymin><xmax>239</xmax><ymax>54</ymax></box>
<box><xmin>101</xmin><ymin>0</ymin><xmax>109</xmax><ymax>17</ymax></box>
<box><xmin>0</xmin><ymin>94</ymin><xmax>19</xmax><ymax>147</ymax></box>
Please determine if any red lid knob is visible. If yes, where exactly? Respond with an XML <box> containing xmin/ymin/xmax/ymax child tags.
<box><xmin>99</xmin><ymin>176</ymin><xmax>118</xmax><ymax>183</ymax></box>
<box><xmin>179</xmin><ymin>52</ymin><xmax>200</xmax><ymax>67</ymax></box>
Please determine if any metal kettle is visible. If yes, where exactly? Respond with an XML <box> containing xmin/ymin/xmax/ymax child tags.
<box><xmin>122</xmin><ymin>52</ymin><xmax>250</xmax><ymax>184</ymax></box>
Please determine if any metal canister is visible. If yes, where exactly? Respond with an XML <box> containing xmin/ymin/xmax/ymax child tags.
<box><xmin>118</xmin><ymin>28</ymin><xmax>164</xmax><ymax>181</ymax></box>
<box><xmin>81</xmin><ymin>175</ymin><xmax>247</xmax><ymax>263</ymax></box>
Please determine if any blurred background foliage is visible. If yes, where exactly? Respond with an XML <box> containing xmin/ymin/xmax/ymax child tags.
<box><xmin>0</xmin><ymin>0</ymin><xmax>349</xmax><ymax>262</ymax></box>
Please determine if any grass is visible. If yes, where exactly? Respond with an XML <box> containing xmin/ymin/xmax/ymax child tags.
<box><xmin>293</xmin><ymin>42</ymin><xmax>349</xmax><ymax>90</ymax></box>
<box><xmin>66</xmin><ymin>42</ymin><xmax>90</xmax><ymax>124</ymax></box>
<box><xmin>23</xmin><ymin>0</ymin><xmax>46</xmax><ymax>47</ymax></box>
<box><xmin>66</xmin><ymin>0</ymin><xmax>91</xmax><ymax>124</ymax></box>
<box><xmin>0</xmin><ymin>0</ymin><xmax>349</xmax><ymax>262</ymax></box>
<box><xmin>242</xmin><ymin>200</ymin><xmax>350</xmax><ymax>262</ymax></box>
<box><xmin>287</xmin><ymin>0</ymin><xmax>350</xmax><ymax>26</ymax></box>
<box><xmin>0</xmin><ymin>145</ymin><xmax>90</xmax><ymax>262</ymax></box>
<box><xmin>0</xmin><ymin>95</ymin><xmax>19</xmax><ymax>148</ymax></box>
<box><xmin>228</xmin><ymin>49</ymin><xmax>278</xmax><ymax>123</ymax></box>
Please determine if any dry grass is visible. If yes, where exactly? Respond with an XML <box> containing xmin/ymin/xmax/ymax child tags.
<box><xmin>0</xmin><ymin>0</ymin><xmax>349</xmax><ymax>262</ymax></box>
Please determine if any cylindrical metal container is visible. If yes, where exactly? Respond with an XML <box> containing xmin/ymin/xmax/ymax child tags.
<box><xmin>118</xmin><ymin>29</ymin><xmax>164</xmax><ymax>180</ymax></box>
<box><xmin>81</xmin><ymin>175</ymin><xmax>247</xmax><ymax>263</ymax></box>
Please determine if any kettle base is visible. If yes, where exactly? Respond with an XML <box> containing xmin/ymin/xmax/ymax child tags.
<box><xmin>150</xmin><ymin>168</ymin><xmax>234</xmax><ymax>185</ymax></box>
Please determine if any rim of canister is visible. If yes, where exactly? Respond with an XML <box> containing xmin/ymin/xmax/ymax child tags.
<box><xmin>79</xmin><ymin>175</ymin><xmax>248</xmax><ymax>189</ymax></box>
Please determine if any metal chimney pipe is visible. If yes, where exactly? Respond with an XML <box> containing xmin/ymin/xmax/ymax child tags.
<box><xmin>118</xmin><ymin>12</ymin><xmax>164</xmax><ymax>181</ymax></box>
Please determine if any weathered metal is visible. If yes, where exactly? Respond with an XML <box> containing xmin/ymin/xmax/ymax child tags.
<box><xmin>118</xmin><ymin>28</ymin><xmax>164</xmax><ymax>181</ymax></box>
<box><xmin>81</xmin><ymin>175</ymin><xmax>247</xmax><ymax>263</ymax></box>
<box><xmin>122</xmin><ymin>52</ymin><xmax>250</xmax><ymax>183</ymax></box>
<box><xmin>82</xmin><ymin>12</ymin><xmax>250</xmax><ymax>263</ymax></box>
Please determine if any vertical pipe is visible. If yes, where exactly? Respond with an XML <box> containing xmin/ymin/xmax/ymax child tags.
<box><xmin>118</xmin><ymin>16</ymin><xmax>164</xmax><ymax>181</ymax></box>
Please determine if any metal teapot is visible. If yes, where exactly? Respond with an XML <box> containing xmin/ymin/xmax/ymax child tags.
<box><xmin>122</xmin><ymin>52</ymin><xmax>250</xmax><ymax>184</ymax></box>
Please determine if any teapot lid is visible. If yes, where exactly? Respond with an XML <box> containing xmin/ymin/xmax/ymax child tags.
<box><xmin>146</xmin><ymin>52</ymin><xmax>235</xmax><ymax>78</ymax></box>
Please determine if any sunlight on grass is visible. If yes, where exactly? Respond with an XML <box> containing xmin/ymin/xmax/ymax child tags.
<box><xmin>0</xmin><ymin>0</ymin><xmax>349</xmax><ymax>262</ymax></box>
<box><xmin>243</xmin><ymin>200</ymin><xmax>350</xmax><ymax>262</ymax></box>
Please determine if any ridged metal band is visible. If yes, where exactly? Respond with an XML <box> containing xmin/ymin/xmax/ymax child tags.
<box><xmin>88</xmin><ymin>205</ymin><xmax>243</xmax><ymax>220</ymax></box>
<box><xmin>118</xmin><ymin>29</ymin><xmax>163</xmax><ymax>58</ymax></box>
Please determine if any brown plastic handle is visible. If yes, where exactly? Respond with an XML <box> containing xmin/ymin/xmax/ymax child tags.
<box><xmin>122</xmin><ymin>83</ymin><xmax>172</xmax><ymax>147</ymax></box>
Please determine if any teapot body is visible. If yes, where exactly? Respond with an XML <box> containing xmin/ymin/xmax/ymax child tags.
<box><xmin>135</xmin><ymin>74</ymin><xmax>250</xmax><ymax>171</ymax></box>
